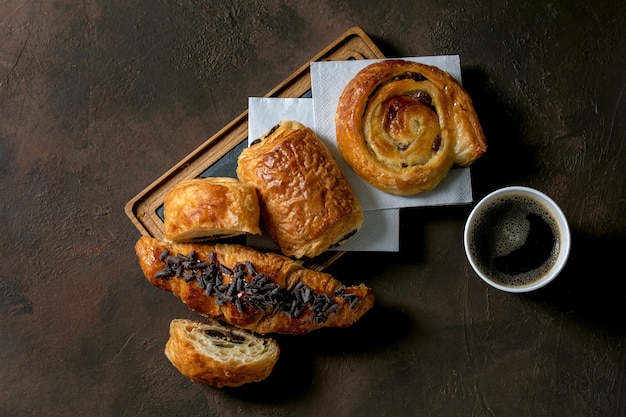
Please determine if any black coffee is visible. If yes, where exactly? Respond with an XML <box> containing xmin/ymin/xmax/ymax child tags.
<box><xmin>469</xmin><ymin>194</ymin><xmax>561</xmax><ymax>287</ymax></box>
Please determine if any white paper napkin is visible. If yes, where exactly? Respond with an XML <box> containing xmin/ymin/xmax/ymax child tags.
<box><xmin>247</xmin><ymin>97</ymin><xmax>400</xmax><ymax>252</ymax></box>
<box><xmin>248</xmin><ymin>97</ymin><xmax>316</xmax><ymax>142</ymax></box>
<box><xmin>310</xmin><ymin>55</ymin><xmax>474</xmax><ymax>210</ymax></box>
<box><xmin>245</xmin><ymin>204</ymin><xmax>400</xmax><ymax>253</ymax></box>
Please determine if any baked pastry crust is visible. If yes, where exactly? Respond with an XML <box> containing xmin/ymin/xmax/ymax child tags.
<box><xmin>135</xmin><ymin>236</ymin><xmax>375</xmax><ymax>335</ymax></box>
<box><xmin>335</xmin><ymin>59</ymin><xmax>487</xmax><ymax>196</ymax></box>
<box><xmin>236</xmin><ymin>120</ymin><xmax>363</xmax><ymax>259</ymax></box>
<box><xmin>163</xmin><ymin>177</ymin><xmax>261</xmax><ymax>242</ymax></box>
<box><xmin>165</xmin><ymin>318</ymin><xmax>280</xmax><ymax>387</ymax></box>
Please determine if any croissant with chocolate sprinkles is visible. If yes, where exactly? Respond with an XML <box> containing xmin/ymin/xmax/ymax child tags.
<box><xmin>134</xmin><ymin>236</ymin><xmax>375</xmax><ymax>335</ymax></box>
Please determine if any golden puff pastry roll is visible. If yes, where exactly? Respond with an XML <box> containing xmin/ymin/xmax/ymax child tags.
<box><xmin>236</xmin><ymin>121</ymin><xmax>364</xmax><ymax>259</ymax></box>
<box><xmin>165</xmin><ymin>318</ymin><xmax>280</xmax><ymax>388</ymax></box>
<box><xmin>135</xmin><ymin>236</ymin><xmax>375</xmax><ymax>335</ymax></box>
<box><xmin>335</xmin><ymin>59</ymin><xmax>487</xmax><ymax>196</ymax></box>
<box><xmin>163</xmin><ymin>177</ymin><xmax>261</xmax><ymax>242</ymax></box>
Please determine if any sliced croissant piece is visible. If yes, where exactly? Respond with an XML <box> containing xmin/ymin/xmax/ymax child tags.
<box><xmin>165</xmin><ymin>318</ymin><xmax>280</xmax><ymax>388</ymax></box>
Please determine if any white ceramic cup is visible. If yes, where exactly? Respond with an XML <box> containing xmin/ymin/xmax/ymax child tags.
<box><xmin>463</xmin><ymin>186</ymin><xmax>571</xmax><ymax>292</ymax></box>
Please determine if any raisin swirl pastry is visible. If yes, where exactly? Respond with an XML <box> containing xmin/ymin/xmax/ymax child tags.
<box><xmin>135</xmin><ymin>236</ymin><xmax>375</xmax><ymax>335</ymax></box>
<box><xmin>335</xmin><ymin>59</ymin><xmax>487</xmax><ymax>196</ymax></box>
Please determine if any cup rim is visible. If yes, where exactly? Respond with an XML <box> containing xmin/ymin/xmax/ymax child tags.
<box><xmin>463</xmin><ymin>186</ymin><xmax>571</xmax><ymax>293</ymax></box>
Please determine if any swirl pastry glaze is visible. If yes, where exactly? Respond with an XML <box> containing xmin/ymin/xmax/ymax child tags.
<box><xmin>336</xmin><ymin>59</ymin><xmax>487</xmax><ymax>196</ymax></box>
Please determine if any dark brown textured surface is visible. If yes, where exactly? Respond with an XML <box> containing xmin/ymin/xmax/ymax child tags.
<box><xmin>1</xmin><ymin>1</ymin><xmax>625</xmax><ymax>416</ymax></box>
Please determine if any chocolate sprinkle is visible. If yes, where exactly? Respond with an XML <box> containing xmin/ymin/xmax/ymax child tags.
<box><xmin>154</xmin><ymin>249</ymin><xmax>358</xmax><ymax>322</ymax></box>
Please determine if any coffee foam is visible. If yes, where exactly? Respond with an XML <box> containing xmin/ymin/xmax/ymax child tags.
<box><xmin>469</xmin><ymin>194</ymin><xmax>561</xmax><ymax>287</ymax></box>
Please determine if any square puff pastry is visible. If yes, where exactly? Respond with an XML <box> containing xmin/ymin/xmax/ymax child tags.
<box><xmin>237</xmin><ymin>121</ymin><xmax>364</xmax><ymax>259</ymax></box>
<box><xmin>163</xmin><ymin>177</ymin><xmax>261</xmax><ymax>242</ymax></box>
